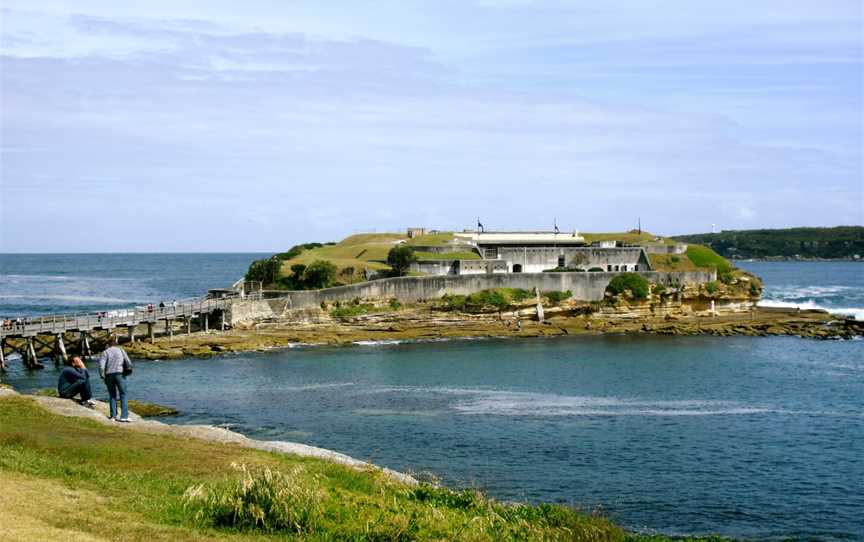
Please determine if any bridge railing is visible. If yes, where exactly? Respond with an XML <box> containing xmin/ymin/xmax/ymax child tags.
<box><xmin>0</xmin><ymin>292</ymin><xmax>262</xmax><ymax>338</ymax></box>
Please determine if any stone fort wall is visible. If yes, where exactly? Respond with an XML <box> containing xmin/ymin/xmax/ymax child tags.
<box><xmin>229</xmin><ymin>271</ymin><xmax>715</xmax><ymax>324</ymax></box>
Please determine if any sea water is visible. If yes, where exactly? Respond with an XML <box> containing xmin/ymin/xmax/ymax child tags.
<box><xmin>1</xmin><ymin>256</ymin><xmax>862</xmax><ymax>540</ymax></box>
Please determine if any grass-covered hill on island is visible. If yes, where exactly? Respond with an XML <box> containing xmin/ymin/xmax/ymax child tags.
<box><xmin>673</xmin><ymin>226</ymin><xmax>864</xmax><ymax>260</ymax></box>
<box><xmin>245</xmin><ymin>230</ymin><xmax>740</xmax><ymax>290</ymax></box>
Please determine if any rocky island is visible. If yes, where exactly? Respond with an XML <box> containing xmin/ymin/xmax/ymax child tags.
<box><xmin>116</xmin><ymin>227</ymin><xmax>861</xmax><ymax>360</ymax></box>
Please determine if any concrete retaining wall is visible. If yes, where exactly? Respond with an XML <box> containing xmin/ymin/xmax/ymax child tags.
<box><xmin>245</xmin><ymin>271</ymin><xmax>715</xmax><ymax>318</ymax></box>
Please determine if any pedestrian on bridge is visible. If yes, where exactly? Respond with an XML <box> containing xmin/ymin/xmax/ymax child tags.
<box><xmin>98</xmin><ymin>336</ymin><xmax>133</xmax><ymax>423</ymax></box>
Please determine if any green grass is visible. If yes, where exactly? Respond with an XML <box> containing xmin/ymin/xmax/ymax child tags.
<box><xmin>581</xmin><ymin>231</ymin><xmax>660</xmax><ymax>244</ymax></box>
<box><xmin>414</xmin><ymin>250</ymin><xmax>480</xmax><ymax>260</ymax></box>
<box><xmin>648</xmin><ymin>254</ymin><xmax>699</xmax><ymax>272</ymax></box>
<box><xmin>329</xmin><ymin>303</ymin><xmax>380</xmax><ymax>319</ymax></box>
<box><xmin>405</xmin><ymin>232</ymin><xmax>456</xmax><ymax>246</ymax></box>
<box><xmin>0</xmin><ymin>395</ymin><xmax>641</xmax><ymax>541</ymax></box>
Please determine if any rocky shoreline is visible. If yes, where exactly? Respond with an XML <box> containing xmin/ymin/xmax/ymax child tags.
<box><xmin>124</xmin><ymin>305</ymin><xmax>864</xmax><ymax>361</ymax></box>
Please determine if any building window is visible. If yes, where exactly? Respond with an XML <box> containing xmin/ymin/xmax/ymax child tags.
<box><xmin>513</xmin><ymin>264</ymin><xmax>522</xmax><ymax>273</ymax></box>
<box><xmin>607</xmin><ymin>265</ymin><xmax>612</xmax><ymax>271</ymax></box>
<box><xmin>557</xmin><ymin>255</ymin><xmax>565</xmax><ymax>268</ymax></box>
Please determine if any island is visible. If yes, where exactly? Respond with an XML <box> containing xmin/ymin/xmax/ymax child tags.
<box><xmin>119</xmin><ymin>227</ymin><xmax>861</xmax><ymax>359</ymax></box>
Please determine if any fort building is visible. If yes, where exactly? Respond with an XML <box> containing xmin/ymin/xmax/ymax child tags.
<box><xmin>410</xmin><ymin>230</ymin><xmax>653</xmax><ymax>276</ymax></box>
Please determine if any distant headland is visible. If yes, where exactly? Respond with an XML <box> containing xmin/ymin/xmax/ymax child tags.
<box><xmin>673</xmin><ymin>226</ymin><xmax>864</xmax><ymax>261</ymax></box>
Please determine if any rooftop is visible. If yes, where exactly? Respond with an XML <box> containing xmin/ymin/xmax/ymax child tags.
<box><xmin>455</xmin><ymin>231</ymin><xmax>586</xmax><ymax>245</ymax></box>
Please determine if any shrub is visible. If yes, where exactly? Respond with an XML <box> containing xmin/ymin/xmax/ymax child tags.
<box><xmin>606</xmin><ymin>273</ymin><xmax>650</xmax><ymax>300</ymax></box>
<box><xmin>389</xmin><ymin>298</ymin><xmax>402</xmax><ymax>310</ymax></box>
<box><xmin>183</xmin><ymin>463</ymin><xmax>323</xmax><ymax>534</ymax></box>
<box><xmin>441</xmin><ymin>290</ymin><xmax>511</xmax><ymax>312</ymax></box>
<box><xmin>244</xmin><ymin>257</ymin><xmax>281</xmax><ymax>285</ymax></box>
<box><xmin>441</xmin><ymin>294</ymin><xmax>467</xmax><ymax>311</ymax></box>
<box><xmin>507</xmin><ymin>288</ymin><xmax>533</xmax><ymax>302</ymax></box>
<box><xmin>588</xmin><ymin>267</ymin><xmax>604</xmax><ymax>272</ymax></box>
<box><xmin>542</xmin><ymin>290</ymin><xmax>572</xmax><ymax>304</ymax></box>
<box><xmin>330</xmin><ymin>304</ymin><xmax>375</xmax><ymax>319</ymax></box>
<box><xmin>387</xmin><ymin>245</ymin><xmax>417</xmax><ymax>277</ymax></box>
<box><xmin>467</xmin><ymin>290</ymin><xmax>508</xmax><ymax>310</ymax></box>
<box><xmin>704</xmin><ymin>281</ymin><xmax>719</xmax><ymax>295</ymax></box>
<box><xmin>653</xmin><ymin>283</ymin><xmax>667</xmax><ymax>296</ymax></box>
<box><xmin>302</xmin><ymin>260</ymin><xmax>337</xmax><ymax>289</ymax></box>
<box><xmin>670</xmin><ymin>255</ymin><xmax>680</xmax><ymax>263</ymax></box>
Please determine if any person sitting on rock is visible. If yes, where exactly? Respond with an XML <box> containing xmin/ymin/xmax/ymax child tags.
<box><xmin>57</xmin><ymin>356</ymin><xmax>95</xmax><ymax>408</ymax></box>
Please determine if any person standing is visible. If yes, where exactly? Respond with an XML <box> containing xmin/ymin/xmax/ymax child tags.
<box><xmin>98</xmin><ymin>336</ymin><xmax>133</xmax><ymax>422</ymax></box>
<box><xmin>57</xmin><ymin>356</ymin><xmax>95</xmax><ymax>408</ymax></box>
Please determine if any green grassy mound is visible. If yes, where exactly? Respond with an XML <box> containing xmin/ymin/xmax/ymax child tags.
<box><xmin>0</xmin><ymin>395</ymin><xmax>653</xmax><ymax>541</ymax></box>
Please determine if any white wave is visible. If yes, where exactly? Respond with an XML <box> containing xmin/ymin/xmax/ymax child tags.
<box><xmin>757</xmin><ymin>299</ymin><xmax>864</xmax><ymax>320</ymax></box>
<box><xmin>450</xmin><ymin>390</ymin><xmax>776</xmax><ymax>417</ymax></box>
<box><xmin>281</xmin><ymin>382</ymin><xmax>356</xmax><ymax>392</ymax></box>
<box><xmin>353</xmin><ymin>408</ymin><xmax>441</xmax><ymax>417</ymax></box>
<box><xmin>0</xmin><ymin>274</ymin><xmax>139</xmax><ymax>282</ymax></box>
<box><xmin>352</xmin><ymin>340</ymin><xmax>404</xmax><ymax>346</ymax></box>
<box><xmin>767</xmin><ymin>285</ymin><xmax>857</xmax><ymax>298</ymax></box>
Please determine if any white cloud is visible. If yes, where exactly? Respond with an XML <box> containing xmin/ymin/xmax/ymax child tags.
<box><xmin>0</xmin><ymin>4</ymin><xmax>861</xmax><ymax>251</ymax></box>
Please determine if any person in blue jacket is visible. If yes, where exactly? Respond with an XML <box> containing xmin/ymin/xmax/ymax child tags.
<box><xmin>57</xmin><ymin>356</ymin><xmax>95</xmax><ymax>408</ymax></box>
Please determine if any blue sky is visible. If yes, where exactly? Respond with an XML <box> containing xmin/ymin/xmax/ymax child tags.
<box><xmin>1</xmin><ymin>1</ymin><xmax>861</xmax><ymax>252</ymax></box>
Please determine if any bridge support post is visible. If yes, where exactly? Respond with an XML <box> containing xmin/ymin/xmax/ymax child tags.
<box><xmin>203</xmin><ymin>313</ymin><xmax>209</xmax><ymax>332</ymax></box>
<box><xmin>220</xmin><ymin>311</ymin><xmax>226</xmax><ymax>331</ymax></box>
<box><xmin>148</xmin><ymin>322</ymin><xmax>154</xmax><ymax>342</ymax></box>
<box><xmin>26</xmin><ymin>338</ymin><xmax>43</xmax><ymax>369</ymax></box>
<box><xmin>166</xmin><ymin>319</ymin><xmax>173</xmax><ymax>340</ymax></box>
<box><xmin>55</xmin><ymin>334</ymin><xmax>68</xmax><ymax>366</ymax></box>
<box><xmin>0</xmin><ymin>339</ymin><xmax>7</xmax><ymax>371</ymax></box>
<box><xmin>81</xmin><ymin>332</ymin><xmax>92</xmax><ymax>358</ymax></box>
<box><xmin>127</xmin><ymin>325</ymin><xmax>135</xmax><ymax>343</ymax></box>
<box><xmin>185</xmin><ymin>318</ymin><xmax>191</xmax><ymax>335</ymax></box>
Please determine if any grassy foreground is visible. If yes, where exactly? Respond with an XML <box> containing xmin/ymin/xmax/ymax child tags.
<box><xmin>0</xmin><ymin>395</ymin><xmax>724</xmax><ymax>541</ymax></box>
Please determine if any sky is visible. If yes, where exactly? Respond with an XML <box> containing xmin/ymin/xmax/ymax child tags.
<box><xmin>1</xmin><ymin>0</ymin><xmax>862</xmax><ymax>252</ymax></box>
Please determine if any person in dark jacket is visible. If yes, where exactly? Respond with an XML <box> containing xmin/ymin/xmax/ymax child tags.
<box><xmin>57</xmin><ymin>356</ymin><xmax>94</xmax><ymax>408</ymax></box>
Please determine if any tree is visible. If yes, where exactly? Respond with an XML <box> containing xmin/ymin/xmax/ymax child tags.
<box><xmin>245</xmin><ymin>257</ymin><xmax>281</xmax><ymax>285</ymax></box>
<box><xmin>387</xmin><ymin>245</ymin><xmax>417</xmax><ymax>277</ymax></box>
<box><xmin>302</xmin><ymin>260</ymin><xmax>337</xmax><ymax>289</ymax></box>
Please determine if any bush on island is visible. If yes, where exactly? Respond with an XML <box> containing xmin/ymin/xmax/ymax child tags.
<box><xmin>542</xmin><ymin>290</ymin><xmax>572</xmax><ymax>304</ymax></box>
<box><xmin>302</xmin><ymin>260</ymin><xmax>337</xmax><ymax>289</ymax></box>
<box><xmin>606</xmin><ymin>273</ymin><xmax>650</xmax><ymax>300</ymax></box>
<box><xmin>387</xmin><ymin>245</ymin><xmax>417</xmax><ymax>277</ymax></box>
<box><xmin>244</xmin><ymin>257</ymin><xmax>281</xmax><ymax>285</ymax></box>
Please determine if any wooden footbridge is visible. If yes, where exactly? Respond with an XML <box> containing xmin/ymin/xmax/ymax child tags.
<box><xmin>0</xmin><ymin>295</ymin><xmax>246</xmax><ymax>371</ymax></box>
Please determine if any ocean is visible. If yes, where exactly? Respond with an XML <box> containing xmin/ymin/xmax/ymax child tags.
<box><xmin>1</xmin><ymin>255</ymin><xmax>862</xmax><ymax>540</ymax></box>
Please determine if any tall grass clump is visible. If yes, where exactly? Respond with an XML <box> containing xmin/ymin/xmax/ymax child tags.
<box><xmin>183</xmin><ymin>463</ymin><xmax>323</xmax><ymax>534</ymax></box>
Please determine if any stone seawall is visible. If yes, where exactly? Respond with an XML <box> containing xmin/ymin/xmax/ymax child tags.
<box><xmin>227</xmin><ymin>271</ymin><xmax>715</xmax><ymax>324</ymax></box>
